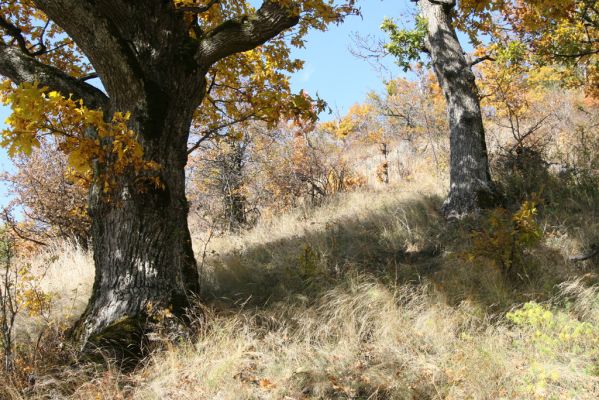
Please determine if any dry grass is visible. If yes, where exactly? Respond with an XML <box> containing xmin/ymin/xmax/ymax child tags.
<box><xmin>13</xmin><ymin>275</ymin><xmax>596</xmax><ymax>399</ymax></box>
<box><xmin>3</xmin><ymin>163</ymin><xmax>599</xmax><ymax>399</ymax></box>
<box><xmin>58</xmin><ymin>277</ymin><xmax>596</xmax><ymax>400</ymax></box>
<box><xmin>196</xmin><ymin>189</ymin><xmax>448</xmax><ymax>307</ymax></box>
<box><xmin>13</xmin><ymin>241</ymin><xmax>93</xmax><ymax>346</ymax></box>
<box><xmin>33</xmin><ymin>241</ymin><xmax>93</xmax><ymax>313</ymax></box>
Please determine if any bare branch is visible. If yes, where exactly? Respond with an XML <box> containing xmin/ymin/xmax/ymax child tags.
<box><xmin>509</xmin><ymin>114</ymin><xmax>552</xmax><ymax>152</ymax></box>
<box><xmin>79</xmin><ymin>72</ymin><xmax>99</xmax><ymax>82</ymax></box>
<box><xmin>187</xmin><ymin>112</ymin><xmax>256</xmax><ymax>155</ymax></box>
<box><xmin>187</xmin><ymin>131</ymin><xmax>214</xmax><ymax>154</ymax></box>
<box><xmin>31</xmin><ymin>20</ymin><xmax>50</xmax><ymax>55</ymax></box>
<box><xmin>570</xmin><ymin>245</ymin><xmax>599</xmax><ymax>262</ymax></box>
<box><xmin>1</xmin><ymin>209</ymin><xmax>49</xmax><ymax>247</ymax></box>
<box><xmin>554</xmin><ymin>48</ymin><xmax>599</xmax><ymax>59</ymax></box>
<box><xmin>468</xmin><ymin>54</ymin><xmax>495</xmax><ymax>66</ymax></box>
<box><xmin>0</xmin><ymin>15</ymin><xmax>33</xmax><ymax>56</ymax></box>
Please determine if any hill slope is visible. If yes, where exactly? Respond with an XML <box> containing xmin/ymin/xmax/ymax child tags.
<box><xmin>5</xmin><ymin>179</ymin><xmax>598</xmax><ymax>399</ymax></box>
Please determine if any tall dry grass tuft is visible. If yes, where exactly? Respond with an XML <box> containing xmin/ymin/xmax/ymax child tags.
<box><xmin>16</xmin><ymin>241</ymin><xmax>93</xmax><ymax>339</ymax></box>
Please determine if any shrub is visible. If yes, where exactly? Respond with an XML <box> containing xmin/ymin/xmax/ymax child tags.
<box><xmin>507</xmin><ymin>301</ymin><xmax>599</xmax><ymax>396</ymax></box>
<box><xmin>464</xmin><ymin>201</ymin><xmax>543</xmax><ymax>277</ymax></box>
<box><xmin>1</xmin><ymin>144</ymin><xmax>91</xmax><ymax>246</ymax></box>
<box><xmin>1</xmin><ymin>230</ymin><xmax>52</xmax><ymax>378</ymax></box>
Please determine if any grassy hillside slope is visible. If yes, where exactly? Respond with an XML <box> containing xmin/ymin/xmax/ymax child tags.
<box><xmin>3</xmin><ymin>173</ymin><xmax>599</xmax><ymax>399</ymax></box>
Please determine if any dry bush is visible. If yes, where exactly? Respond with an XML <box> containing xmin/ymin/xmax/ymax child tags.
<box><xmin>1</xmin><ymin>142</ymin><xmax>90</xmax><ymax>246</ymax></box>
<box><xmin>322</xmin><ymin>72</ymin><xmax>450</xmax><ymax>188</ymax></box>
<box><xmin>482</xmin><ymin>76</ymin><xmax>599</xmax><ymax>203</ymax></box>
<box><xmin>254</xmin><ymin>127</ymin><xmax>365</xmax><ymax>209</ymax></box>
<box><xmin>187</xmin><ymin>137</ymin><xmax>255</xmax><ymax>232</ymax></box>
<box><xmin>188</xmin><ymin>122</ymin><xmax>366</xmax><ymax>233</ymax></box>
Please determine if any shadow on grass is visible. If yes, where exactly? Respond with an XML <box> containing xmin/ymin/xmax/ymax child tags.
<box><xmin>199</xmin><ymin>187</ymin><xmax>598</xmax><ymax>314</ymax></box>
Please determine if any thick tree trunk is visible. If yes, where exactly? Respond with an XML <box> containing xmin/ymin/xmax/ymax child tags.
<box><xmin>39</xmin><ymin>1</ymin><xmax>214</xmax><ymax>349</ymax></box>
<box><xmin>64</xmin><ymin>1</ymin><xmax>209</xmax><ymax>342</ymax></box>
<box><xmin>421</xmin><ymin>0</ymin><xmax>498</xmax><ymax>218</ymax></box>
<box><xmin>0</xmin><ymin>0</ymin><xmax>300</xmax><ymax>350</ymax></box>
<box><xmin>76</xmin><ymin>92</ymin><xmax>203</xmax><ymax>347</ymax></box>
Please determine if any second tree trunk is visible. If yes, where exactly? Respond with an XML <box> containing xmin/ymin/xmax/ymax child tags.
<box><xmin>421</xmin><ymin>0</ymin><xmax>497</xmax><ymax>217</ymax></box>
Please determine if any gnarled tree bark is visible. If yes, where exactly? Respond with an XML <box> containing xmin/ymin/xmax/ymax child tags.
<box><xmin>1</xmin><ymin>0</ymin><xmax>300</xmax><ymax>347</ymax></box>
<box><xmin>420</xmin><ymin>0</ymin><xmax>498</xmax><ymax>218</ymax></box>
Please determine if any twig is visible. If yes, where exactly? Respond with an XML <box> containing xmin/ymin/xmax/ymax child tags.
<box><xmin>570</xmin><ymin>245</ymin><xmax>599</xmax><ymax>262</ymax></box>
<box><xmin>1</xmin><ymin>209</ymin><xmax>49</xmax><ymax>247</ymax></box>
<box><xmin>198</xmin><ymin>227</ymin><xmax>215</xmax><ymax>294</ymax></box>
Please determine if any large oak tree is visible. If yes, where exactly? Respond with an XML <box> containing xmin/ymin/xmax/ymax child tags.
<box><xmin>0</xmin><ymin>0</ymin><xmax>354</xmax><ymax>344</ymax></box>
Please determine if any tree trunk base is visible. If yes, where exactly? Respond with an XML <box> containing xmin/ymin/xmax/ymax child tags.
<box><xmin>69</xmin><ymin>280</ymin><xmax>200</xmax><ymax>368</ymax></box>
<box><xmin>442</xmin><ymin>182</ymin><xmax>503</xmax><ymax>219</ymax></box>
<box><xmin>73</xmin><ymin>292</ymin><xmax>202</xmax><ymax>368</ymax></box>
<box><xmin>79</xmin><ymin>316</ymin><xmax>148</xmax><ymax>368</ymax></box>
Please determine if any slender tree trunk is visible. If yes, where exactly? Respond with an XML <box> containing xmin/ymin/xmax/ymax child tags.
<box><xmin>421</xmin><ymin>0</ymin><xmax>498</xmax><ymax>218</ymax></box>
<box><xmin>380</xmin><ymin>142</ymin><xmax>389</xmax><ymax>184</ymax></box>
<box><xmin>219</xmin><ymin>140</ymin><xmax>247</xmax><ymax>231</ymax></box>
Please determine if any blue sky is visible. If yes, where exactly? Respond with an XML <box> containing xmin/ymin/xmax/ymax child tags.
<box><xmin>288</xmin><ymin>0</ymin><xmax>415</xmax><ymax>116</ymax></box>
<box><xmin>0</xmin><ymin>0</ymin><xmax>417</xmax><ymax>206</ymax></box>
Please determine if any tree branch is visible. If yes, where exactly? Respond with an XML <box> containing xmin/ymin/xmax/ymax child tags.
<box><xmin>32</xmin><ymin>0</ymin><xmax>145</xmax><ymax>101</ymax></box>
<box><xmin>0</xmin><ymin>43</ymin><xmax>109</xmax><ymax>109</ymax></box>
<box><xmin>176</xmin><ymin>0</ymin><xmax>220</xmax><ymax>14</ymax></box>
<box><xmin>428</xmin><ymin>0</ymin><xmax>456</xmax><ymax>7</ymax></box>
<box><xmin>554</xmin><ymin>48</ymin><xmax>599</xmax><ymax>59</ymax></box>
<box><xmin>569</xmin><ymin>244</ymin><xmax>599</xmax><ymax>262</ymax></box>
<box><xmin>1</xmin><ymin>208</ymin><xmax>49</xmax><ymax>247</ymax></box>
<box><xmin>79</xmin><ymin>72</ymin><xmax>99</xmax><ymax>82</ymax></box>
<box><xmin>0</xmin><ymin>15</ymin><xmax>34</xmax><ymax>56</ymax></box>
<box><xmin>198</xmin><ymin>1</ymin><xmax>299</xmax><ymax>67</ymax></box>
<box><xmin>468</xmin><ymin>54</ymin><xmax>495</xmax><ymax>66</ymax></box>
<box><xmin>187</xmin><ymin>112</ymin><xmax>256</xmax><ymax>155</ymax></box>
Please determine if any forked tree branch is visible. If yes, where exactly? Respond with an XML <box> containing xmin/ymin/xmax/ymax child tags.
<box><xmin>32</xmin><ymin>0</ymin><xmax>145</xmax><ymax>100</ymax></box>
<box><xmin>0</xmin><ymin>15</ymin><xmax>36</xmax><ymax>56</ymax></box>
